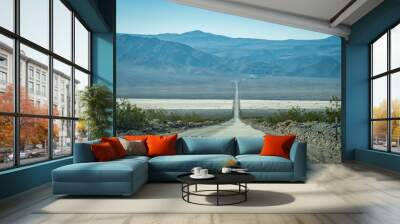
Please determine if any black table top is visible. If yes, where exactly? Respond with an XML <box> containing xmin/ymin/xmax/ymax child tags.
<box><xmin>177</xmin><ymin>172</ymin><xmax>255</xmax><ymax>185</ymax></box>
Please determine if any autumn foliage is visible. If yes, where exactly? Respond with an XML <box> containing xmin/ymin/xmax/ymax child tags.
<box><xmin>0</xmin><ymin>85</ymin><xmax>59</xmax><ymax>151</ymax></box>
<box><xmin>372</xmin><ymin>99</ymin><xmax>400</xmax><ymax>142</ymax></box>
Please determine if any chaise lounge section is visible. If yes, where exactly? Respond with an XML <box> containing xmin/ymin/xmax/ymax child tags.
<box><xmin>52</xmin><ymin>137</ymin><xmax>307</xmax><ymax>196</ymax></box>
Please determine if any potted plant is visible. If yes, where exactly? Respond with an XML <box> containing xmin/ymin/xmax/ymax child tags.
<box><xmin>79</xmin><ymin>84</ymin><xmax>114</xmax><ymax>140</ymax></box>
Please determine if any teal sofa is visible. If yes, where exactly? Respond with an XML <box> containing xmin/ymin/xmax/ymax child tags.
<box><xmin>52</xmin><ymin>137</ymin><xmax>307</xmax><ymax>196</ymax></box>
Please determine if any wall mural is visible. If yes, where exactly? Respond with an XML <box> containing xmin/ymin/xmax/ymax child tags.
<box><xmin>116</xmin><ymin>0</ymin><xmax>341</xmax><ymax>163</ymax></box>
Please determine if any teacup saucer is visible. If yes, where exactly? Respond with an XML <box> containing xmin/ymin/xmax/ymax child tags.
<box><xmin>190</xmin><ymin>174</ymin><xmax>215</xmax><ymax>179</ymax></box>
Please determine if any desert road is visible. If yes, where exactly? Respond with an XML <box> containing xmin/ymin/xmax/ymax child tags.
<box><xmin>180</xmin><ymin>80</ymin><xmax>265</xmax><ymax>137</ymax></box>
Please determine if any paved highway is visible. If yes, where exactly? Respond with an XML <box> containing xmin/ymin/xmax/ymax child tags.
<box><xmin>180</xmin><ymin>80</ymin><xmax>264</xmax><ymax>137</ymax></box>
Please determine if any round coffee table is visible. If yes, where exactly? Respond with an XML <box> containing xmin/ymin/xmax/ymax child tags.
<box><xmin>177</xmin><ymin>173</ymin><xmax>255</xmax><ymax>206</ymax></box>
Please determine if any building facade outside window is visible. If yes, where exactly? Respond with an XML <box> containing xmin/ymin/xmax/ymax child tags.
<box><xmin>0</xmin><ymin>71</ymin><xmax>6</xmax><ymax>85</ymax></box>
<box><xmin>28</xmin><ymin>81</ymin><xmax>33</xmax><ymax>94</ymax></box>
<box><xmin>370</xmin><ymin>22</ymin><xmax>400</xmax><ymax>153</ymax></box>
<box><xmin>0</xmin><ymin>54</ymin><xmax>8</xmax><ymax>91</ymax></box>
<box><xmin>0</xmin><ymin>0</ymin><xmax>91</xmax><ymax>170</ymax></box>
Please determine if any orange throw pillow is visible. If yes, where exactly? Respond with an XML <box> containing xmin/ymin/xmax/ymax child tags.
<box><xmin>124</xmin><ymin>135</ymin><xmax>148</xmax><ymax>141</ymax></box>
<box><xmin>101</xmin><ymin>137</ymin><xmax>127</xmax><ymax>158</ymax></box>
<box><xmin>260</xmin><ymin>135</ymin><xmax>296</xmax><ymax>159</ymax></box>
<box><xmin>146</xmin><ymin>134</ymin><xmax>178</xmax><ymax>157</ymax></box>
<box><xmin>91</xmin><ymin>142</ymin><xmax>117</xmax><ymax>161</ymax></box>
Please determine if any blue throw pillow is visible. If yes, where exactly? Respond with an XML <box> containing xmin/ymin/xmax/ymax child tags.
<box><xmin>236</xmin><ymin>137</ymin><xmax>263</xmax><ymax>155</ymax></box>
<box><xmin>180</xmin><ymin>137</ymin><xmax>235</xmax><ymax>155</ymax></box>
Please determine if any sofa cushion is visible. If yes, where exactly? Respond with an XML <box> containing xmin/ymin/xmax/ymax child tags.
<box><xmin>260</xmin><ymin>135</ymin><xmax>296</xmax><ymax>159</ymax></box>
<box><xmin>124</xmin><ymin>135</ymin><xmax>148</xmax><ymax>141</ymax></box>
<box><xmin>119</xmin><ymin>138</ymin><xmax>147</xmax><ymax>156</ymax></box>
<box><xmin>236</xmin><ymin>137</ymin><xmax>263</xmax><ymax>155</ymax></box>
<box><xmin>147</xmin><ymin>134</ymin><xmax>178</xmax><ymax>157</ymax></box>
<box><xmin>179</xmin><ymin>137</ymin><xmax>235</xmax><ymax>155</ymax></box>
<box><xmin>53</xmin><ymin>157</ymin><xmax>148</xmax><ymax>183</ymax></box>
<box><xmin>116</xmin><ymin>155</ymin><xmax>150</xmax><ymax>163</ymax></box>
<box><xmin>101</xmin><ymin>137</ymin><xmax>127</xmax><ymax>158</ymax></box>
<box><xmin>236</xmin><ymin>155</ymin><xmax>293</xmax><ymax>172</ymax></box>
<box><xmin>149</xmin><ymin>154</ymin><xmax>235</xmax><ymax>172</ymax></box>
<box><xmin>91</xmin><ymin>142</ymin><xmax>118</xmax><ymax>161</ymax></box>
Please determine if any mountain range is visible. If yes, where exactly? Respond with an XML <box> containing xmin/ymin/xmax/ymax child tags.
<box><xmin>116</xmin><ymin>30</ymin><xmax>340</xmax><ymax>99</ymax></box>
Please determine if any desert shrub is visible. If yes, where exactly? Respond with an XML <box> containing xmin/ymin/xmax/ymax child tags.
<box><xmin>325</xmin><ymin>96</ymin><xmax>341</xmax><ymax>123</ymax></box>
<box><xmin>250</xmin><ymin>96</ymin><xmax>341</xmax><ymax>124</ymax></box>
<box><xmin>263</xmin><ymin>107</ymin><xmax>325</xmax><ymax>124</ymax></box>
<box><xmin>116</xmin><ymin>99</ymin><xmax>227</xmax><ymax>132</ymax></box>
<box><xmin>116</xmin><ymin>99</ymin><xmax>147</xmax><ymax>131</ymax></box>
<box><xmin>144</xmin><ymin>109</ymin><xmax>169</xmax><ymax>122</ymax></box>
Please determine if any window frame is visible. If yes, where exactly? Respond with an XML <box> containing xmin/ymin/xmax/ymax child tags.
<box><xmin>370</xmin><ymin>21</ymin><xmax>400</xmax><ymax>154</ymax></box>
<box><xmin>0</xmin><ymin>0</ymin><xmax>92</xmax><ymax>171</ymax></box>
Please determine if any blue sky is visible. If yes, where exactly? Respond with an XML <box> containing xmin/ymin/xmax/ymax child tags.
<box><xmin>117</xmin><ymin>0</ymin><xmax>330</xmax><ymax>40</ymax></box>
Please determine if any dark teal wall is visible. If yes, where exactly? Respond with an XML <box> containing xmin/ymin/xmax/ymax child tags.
<box><xmin>345</xmin><ymin>0</ymin><xmax>400</xmax><ymax>170</ymax></box>
<box><xmin>92</xmin><ymin>32</ymin><xmax>115</xmax><ymax>135</ymax></box>
<box><xmin>343</xmin><ymin>43</ymin><xmax>369</xmax><ymax>159</ymax></box>
<box><xmin>0</xmin><ymin>158</ymin><xmax>72</xmax><ymax>199</ymax></box>
<box><xmin>69</xmin><ymin>0</ymin><xmax>116</xmax><ymax>133</ymax></box>
<box><xmin>0</xmin><ymin>0</ymin><xmax>116</xmax><ymax>200</ymax></box>
<box><xmin>92</xmin><ymin>33</ymin><xmax>114</xmax><ymax>87</ymax></box>
<box><xmin>90</xmin><ymin>0</ymin><xmax>116</xmax><ymax>135</ymax></box>
<box><xmin>355</xmin><ymin>149</ymin><xmax>400</xmax><ymax>172</ymax></box>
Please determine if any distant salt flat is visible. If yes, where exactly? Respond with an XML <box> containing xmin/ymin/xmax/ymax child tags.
<box><xmin>125</xmin><ymin>99</ymin><xmax>234</xmax><ymax>110</ymax></box>
<box><xmin>123</xmin><ymin>98</ymin><xmax>333</xmax><ymax>110</ymax></box>
<box><xmin>240</xmin><ymin>100</ymin><xmax>332</xmax><ymax>110</ymax></box>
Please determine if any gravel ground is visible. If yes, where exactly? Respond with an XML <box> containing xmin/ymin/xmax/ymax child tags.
<box><xmin>244</xmin><ymin>119</ymin><xmax>342</xmax><ymax>163</ymax></box>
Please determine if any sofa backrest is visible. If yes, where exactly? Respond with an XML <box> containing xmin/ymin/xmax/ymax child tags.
<box><xmin>178</xmin><ymin>137</ymin><xmax>236</xmax><ymax>155</ymax></box>
<box><xmin>75</xmin><ymin>137</ymin><xmax>273</xmax><ymax>161</ymax></box>
<box><xmin>73</xmin><ymin>139</ymin><xmax>100</xmax><ymax>163</ymax></box>
<box><xmin>235</xmin><ymin>137</ymin><xmax>263</xmax><ymax>155</ymax></box>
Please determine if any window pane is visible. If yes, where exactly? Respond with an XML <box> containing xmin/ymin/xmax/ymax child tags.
<box><xmin>75</xmin><ymin>120</ymin><xmax>88</xmax><ymax>143</ymax></box>
<box><xmin>372</xmin><ymin>76</ymin><xmax>387</xmax><ymax>119</ymax></box>
<box><xmin>20</xmin><ymin>44</ymin><xmax>49</xmax><ymax>115</ymax></box>
<box><xmin>0</xmin><ymin>0</ymin><xmax>14</xmax><ymax>31</ymax></box>
<box><xmin>74</xmin><ymin>69</ymin><xmax>89</xmax><ymax>118</ymax></box>
<box><xmin>74</xmin><ymin>18</ymin><xmax>89</xmax><ymax>70</ymax></box>
<box><xmin>372</xmin><ymin>33</ymin><xmax>387</xmax><ymax>76</ymax></box>
<box><xmin>53</xmin><ymin>119</ymin><xmax>72</xmax><ymax>157</ymax></box>
<box><xmin>391</xmin><ymin>120</ymin><xmax>400</xmax><ymax>153</ymax></box>
<box><xmin>0</xmin><ymin>34</ymin><xmax>14</xmax><ymax>112</ymax></box>
<box><xmin>391</xmin><ymin>72</ymin><xmax>400</xmax><ymax>118</ymax></box>
<box><xmin>20</xmin><ymin>0</ymin><xmax>49</xmax><ymax>49</ymax></box>
<box><xmin>391</xmin><ymin>24</ymin><xmax>400</xmax><ymax>70</ymax></box>
<box><xmin>20</xmin><ymin>117</ymin><xmax>49</xmax><ymax>165</ymax></box>
<box><xmin>0</xmin><ymin>116</ymin><xmax>13</xmax><ymax>170</ymax></box>
<box><xmin>372</xmin><ymin>121</ymin><xmax>388</xmax><ymax>151</ymax></box>
<box><xmin>53</xmin><ymin>0</ymin><xmax>72</xmax><ymax>60</ymax></box>
<box><xmin>53</xmin><ymin>59</ymin><xmax>72</xmax><ymax>117</ymax></box>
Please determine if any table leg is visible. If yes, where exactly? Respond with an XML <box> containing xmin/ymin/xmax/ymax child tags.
<box><xmin>195</xmin><ymin>184</ymin><xmax>198</xmax><ymax>192</ymax></box>
<box><xmin>187</xmin><ymin>184</ymin><xmax>190</xmax><ymax>202</ymax></box>
<box><xmin>217</xmin><ymin>184</ymin><xmax>219</xmax><ymax>206</ymax></box>
<box><xmin>181</xmin><ymin>184</ymin><xmax>183</xmax><ymax>199</ymax></box>
<box><xmin>245</xmin><ymin>183</ymin><xmax>247</xmax><ymax>201</ymax></box>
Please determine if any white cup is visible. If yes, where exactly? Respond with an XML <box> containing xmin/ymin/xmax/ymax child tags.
<box><xmin>191</xmin><ymin>167</ymin><xmax>202</xmax><ymax>176</ymax></box>
<box><xmin>221</xmin><ymin>167</ymin><xmax>232</xmax><ymax>174</ymax></box>
<box><xmin>200</xmin><ymin>169</ymin><xmax>208</xmax><ymax>176</ymax></box>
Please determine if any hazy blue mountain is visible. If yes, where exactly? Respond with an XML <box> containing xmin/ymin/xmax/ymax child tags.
<box><xmin>117</xmin><ymin>35</ymin><xmax>232</xmax><ymax>75</ymax></box>
<box><xmin>140</xmin><ymin>30</ymin><xmax>340</xmax><ymax>59</ymax></box>
<box><xmin>116</xmin><ymin>31</ymin><xmax>340</xmax><ymax>99</ymax></box>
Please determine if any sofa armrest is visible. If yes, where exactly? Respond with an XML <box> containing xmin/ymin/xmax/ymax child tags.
<box><xmin>73</xmin><ymin>140</ymin><xmax>100</xmax><ymax>163</ymax></box>
<box><xmin>289</xmin><ymin>141</ymin><xmax>307</xmax><ymax>182</ymax></box>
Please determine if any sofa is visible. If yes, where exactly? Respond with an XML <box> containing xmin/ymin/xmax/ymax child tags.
<box><xmin>52</xmin><ymin>137</ymin><xmax>307</xmax><ymax>196</ymax></box>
